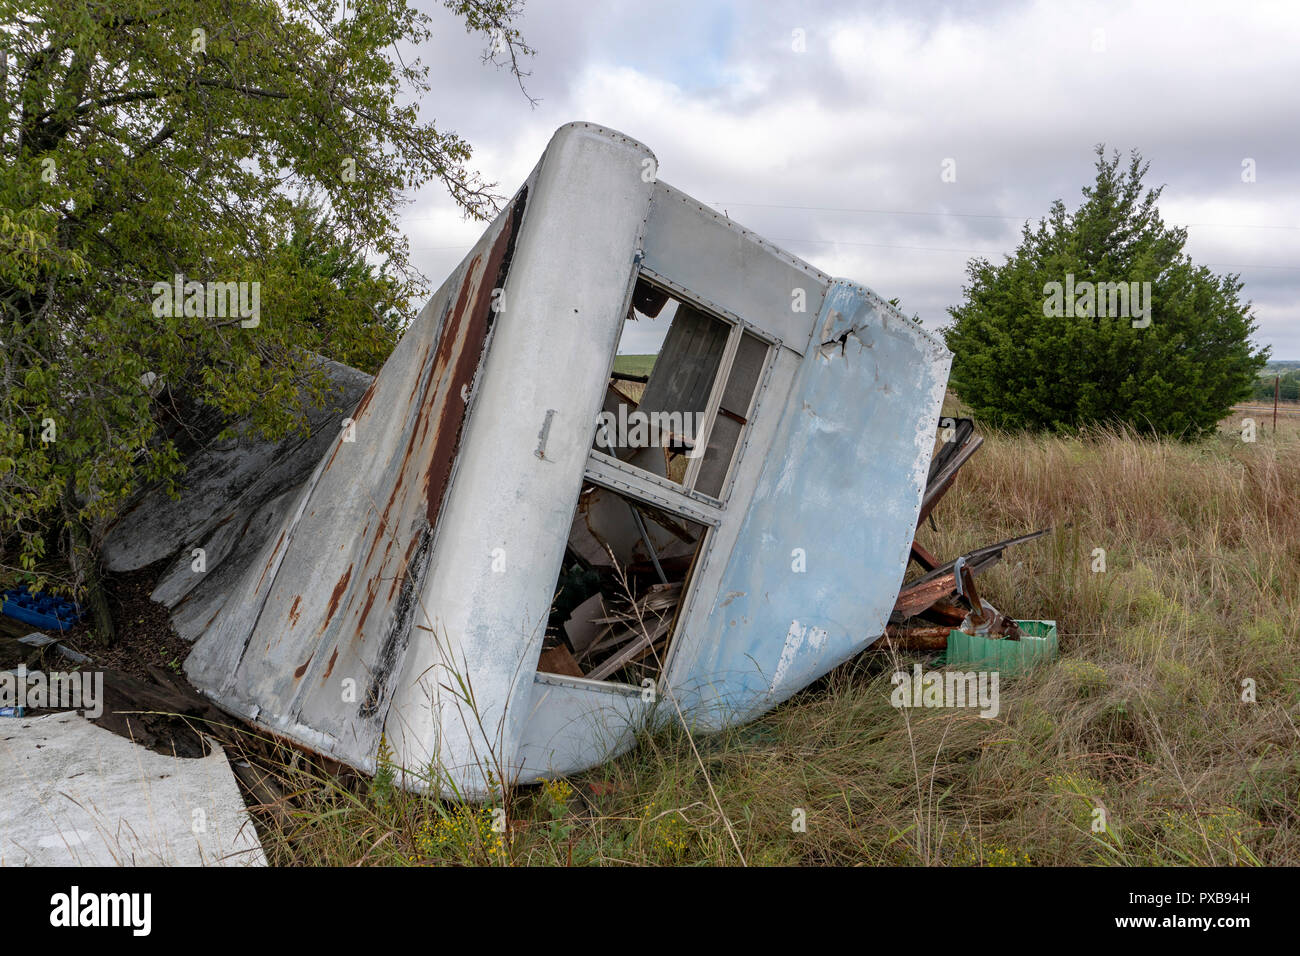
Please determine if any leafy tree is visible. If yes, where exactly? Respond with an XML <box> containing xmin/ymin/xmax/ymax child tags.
<box><xmin>0</xmin><ymin>0</ymin><xmax>533</xmax><ymax>639</ymax></box>
<box><xmin>944</xmin><ymin>147</ymin><xmax>1268</xmax><ymax>438</ymax></box>
<box><xmin>271</xmin><ymin>194</ymin><xmax>407</xmax><ymax>374</ymax></box>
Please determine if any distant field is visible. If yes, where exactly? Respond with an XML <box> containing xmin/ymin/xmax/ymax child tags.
<box><xmin>1231</xmin><ymin>401</ymin><xmax>1300</xmax><ymax>439</ymax></box>
<box><xmin>612</xmin><ymin>354</ymin><xmax>656</xmax><ymax>378</ymax></box>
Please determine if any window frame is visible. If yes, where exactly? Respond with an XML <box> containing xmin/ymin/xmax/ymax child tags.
<box><xmin>609</xmin><ymin>266</ymin><xmax>777</xmax><ymax>509</ymax></box>
<box><xmin>544</xmin><ymin>268</ymin><xmax>779</xmax><ymax>692</ymax></box>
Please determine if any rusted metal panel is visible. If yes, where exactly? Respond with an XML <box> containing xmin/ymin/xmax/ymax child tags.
<box><xmin>102</xmin><ymin>358</ymin><xmax>373</xmax><ymax>643</ymax></box>
<box><xmin>378</xmin><ymin>124</ymin><xmax>659</xmax><ymax>791</ymax></box>
<box><xmin>187</xmin><ymin>123</ymin><xmax>660</xmax><ymax>792</ymax></box>
<box><xmin>185</xmin><ymin>188</ymin><xmax>528</xmax><ymax>764</ymax></box>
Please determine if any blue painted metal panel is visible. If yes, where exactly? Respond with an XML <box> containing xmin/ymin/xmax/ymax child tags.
<box><xmin>669</xmin><ymin>280</ymin><xmax>952</xmax><ymax>728</ymax></box>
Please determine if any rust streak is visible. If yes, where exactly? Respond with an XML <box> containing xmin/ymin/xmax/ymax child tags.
<box><xmin>254</xmin><ymin>530</ymin><xmax>286</xmax><ymax>592</ymax></box>
<box><xmin>351</xmin><ymin>379</ymin><xmax>378</xmax><ymax>420</ymax></box>
<box><xmin>421</xmin><ymin>193</ymin><xmax>526</xmax><ymax>529</ymax></box>
<box><xmin>325</xmin><ymin>565</ymin><xmax>353</xmax><ymax>623</ymax></box>
<box><xmin>357</xmin><ymin>584</ymin><xmax>379</xmax><ymax>634</ymax></box>
<box><xmin>321</xmin><ymin>647</ymin><xmax>340</xmax><ymax>682</ymax></box>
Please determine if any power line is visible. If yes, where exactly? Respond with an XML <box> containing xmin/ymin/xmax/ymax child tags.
<box><xmin>409</xmin><ymin>217</ymin><xmax>1298</xmax><ymax>271</ymax></box>
<box><xmin>767</xmin><ymin>237</ymin><xmax>991</xmax><ymax>254</ymax></box>
<box><xmin>403</xmin><ymin>203</ymin><xmax>1299</xmax><ymax>232</ymax></box>
<box><xmin>712</xmin><ymin>202</ymin><xmax>1026</xmax><ymax>222</ymax></box>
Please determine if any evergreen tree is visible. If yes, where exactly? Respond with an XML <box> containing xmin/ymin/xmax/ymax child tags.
<box><xmin>945</xmin><ymin>146</ymin><xmax>1268</xmax><ymax>437</ymax></box>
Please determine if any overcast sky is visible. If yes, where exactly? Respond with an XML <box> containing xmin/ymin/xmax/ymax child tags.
<box><xmin>400</xmin><ymin>0</ymin><xmax>1299</xmax><ymax>358</ymax></box>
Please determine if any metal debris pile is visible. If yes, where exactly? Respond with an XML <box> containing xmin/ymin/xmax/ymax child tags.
<box><xmin>541</xmin><ymin>578</ymin><xmax>684</xmax><ymax>682</ymax></box>
<box><xmin>883</xmin><ymin>417</ymin><xmax>1050</xmax><ymax>651</ymax></box>
<box><xmin>537</xmin><ymin>481</ymin><xmax>704</xmax><ymax>685</ymax></box>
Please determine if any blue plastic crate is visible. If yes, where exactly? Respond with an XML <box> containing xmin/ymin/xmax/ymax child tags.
<box><xmin>1</xmin><ymin>587</ymin><xmax>84</xmax><ymax>632</ymax></box>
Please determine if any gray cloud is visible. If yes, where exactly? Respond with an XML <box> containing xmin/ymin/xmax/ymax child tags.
<box><xmin>403</xmin><ymin>0</ymin><xmax>1298</xmax><ymax>356</ymax></box>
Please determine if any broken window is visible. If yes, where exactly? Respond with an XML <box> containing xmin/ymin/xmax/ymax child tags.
<box><xmin>595</xmin><ymin>276</ymin><xmax>770</xmax><ymax>501</ymax></box>
<box><xmin>537</xmin><ymin>485</ymin><xmax>707</xmax><ymax>686</ymax></box>
<box><xmin>539</xmin><ymin>275</ymin><xmax>771</xmax><ymax>687</ymax></box>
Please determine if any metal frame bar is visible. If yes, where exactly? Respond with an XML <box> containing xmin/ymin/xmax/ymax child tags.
<box><xmin>584</xmin><ymin>450</ymin><xmax>722</xmax><ymax>526</ymax></box>
<box><xmin>682</xmin><ymin>320</ymin><xmax>743</xmax><ymax>490</ymax></box>
<box><xmin>620</xmin><ymin>269</ymin><xmax>780</xmax><ymax>507</ymax></box>
<box><xmin>696</xmin><ymin>330</ymin><xmax>776</xmax><ymax>503</ymax></box>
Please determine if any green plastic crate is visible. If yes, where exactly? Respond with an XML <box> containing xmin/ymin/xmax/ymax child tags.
<box><xmin>944</xmin><ymin>620</ymin><xmax>1058</xmax><ymax>676</ymax></box>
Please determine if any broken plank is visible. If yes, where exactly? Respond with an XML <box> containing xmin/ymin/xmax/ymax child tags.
<box><xmin>578</xmin><ymin>620</ymin><xmax>643</xmax><ymax>662</ymax></box>
<box><xmin>878</xmin><ymin>625</ymin><xmax>953</xmax><ymax>651</ymax></box>
<box><xmin>919</xmin><ymin>599</ymin><xmax>967</xmax><ymax>627</ymax></box>
<box><xmin>909</xmin><ymin>539</ymin><xmax>941</xmax><ymax>571</ymax></box>
<box><xmin>585</xmin><ymin>618</ymin><xmax>672</xmax><ymax>680</ymax></box>
<box><xmin>894</xmin><ymin>573</ymin><xmax>957</xmax><ymax>617</ymax></box>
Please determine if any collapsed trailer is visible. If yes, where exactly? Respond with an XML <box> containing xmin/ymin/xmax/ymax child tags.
<box><xmin>183</xmin><ymin>122</ymin><xmax>952</xmax><ymax>796</ymax></box>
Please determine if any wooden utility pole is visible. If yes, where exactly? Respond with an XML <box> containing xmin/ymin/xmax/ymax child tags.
<box><xmin>1275</xmin><ymin>375</ymin><xmax>1280</xmax><ymax>436</ymax></box>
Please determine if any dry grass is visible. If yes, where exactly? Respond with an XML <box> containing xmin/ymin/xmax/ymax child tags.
<box><xmin>249</xmin><ymin>404</ymin><xmax>1300</xmax><ymax>866</ymax></box>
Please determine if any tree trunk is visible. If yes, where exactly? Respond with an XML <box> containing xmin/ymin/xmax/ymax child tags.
<box><xmin>77</xmin><ymin>545</ymin><xmax>116</xmax><ymax>647</ymax></box>
<box><xmin>63</xmin><ymin>481</ymin><xmax>115</xmax><ymax>645</ymax></box>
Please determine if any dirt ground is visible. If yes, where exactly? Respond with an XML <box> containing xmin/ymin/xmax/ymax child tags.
<box><xmin>3</xmin><ymin>561</ymin><xmax>241</xmax><ymax>759</ymax></box>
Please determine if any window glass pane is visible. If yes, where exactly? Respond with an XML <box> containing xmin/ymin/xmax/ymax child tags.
<box><xmin>695</xmin><ymin>331</ymin><xmax>767</xmax><ymax>499</ymax></box>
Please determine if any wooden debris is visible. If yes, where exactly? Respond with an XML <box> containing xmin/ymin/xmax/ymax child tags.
<box><xmin>880</xmin><ymin>624</ymin><xmax>954</xmax><ymax>651</ymax></box>
<box><xmin>920</xmin><ymin>599</ymin><xmax>967</xmax><ymax>627</ymax></box>
<box><xmin>893</xmin><ymin>528</ymin><xmax>1052</xmax><ymax>620</ymax></box>
<box><xmin>585</xmin><ymin>616</ymin><xmax>672</xmax><ymax>680</ymax></box>
<box><xmin>538</xmin><ymin>645</ymin><xmax>585</xmax><ymax>678</ymax></box>
<box><xmin>577</xmin><ymin>582</ymin><xmax>681</xmax><ymax>669</ymax></box>
<box><xmin>886</xmin><ymin>420</ymin><xmax>1053</xmax><ymax>643</ymax></box>
<box><xmin>909</xmin><ymin>539</ymin><xmax>941</xmax><ymax>571</ymax></box>
<box><xmin>894</xmin><ymin>573</ymin><xmax>959</xmax><ymax>617</ymax></box>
